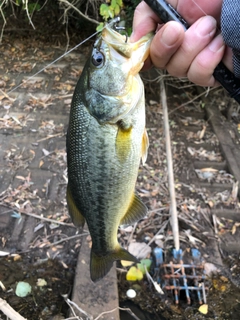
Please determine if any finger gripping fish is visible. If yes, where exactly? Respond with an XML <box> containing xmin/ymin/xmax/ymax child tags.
<box><xmin>67</xmin><ymin>24</ymin><xmax>153</xmax><ymax>282</ymax></box>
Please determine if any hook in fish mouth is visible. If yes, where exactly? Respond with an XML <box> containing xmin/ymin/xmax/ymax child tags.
<box><xmin>114</xmin><ymin>24</ymin><xmax>128</xmax><ymax>43</ymax></box>
<box><xmin>108</xmin><ymin>17</ymin><xmax>128</xmax><ymax>43</ymax></box>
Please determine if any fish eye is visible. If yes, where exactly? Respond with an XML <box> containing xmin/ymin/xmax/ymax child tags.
<box><xmin>92</xmin><ymin>50</ymin><xmax>104</xmax><ymax>67</ymax></box>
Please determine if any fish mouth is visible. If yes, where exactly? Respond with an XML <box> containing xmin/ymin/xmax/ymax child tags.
<box><xmin>101</xmin><ymin>25</ymin><xmax>132</xmax><ymax>57</ymax></box>
<box><xmin>100</xmin><ymin>24</ymin><xmax>153</xmax><ymax>73</ymax></box>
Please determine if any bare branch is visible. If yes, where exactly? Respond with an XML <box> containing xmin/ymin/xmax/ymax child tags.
<box><xmin>59</xmin><ymin>0</ymin><xmax>99</xmax><ymax>25</ymax></box>
<box><xmin>0</xmin><ymin>0</ymin><xmax>7</xmax><ymax>43</ymax></box>
<box><xmin>160</xmin><ymin>79</ymin><xmax>180</xmax><ymax>251</ymax></box>
<box><xmin>0</xmin><ymin>298</ymin><xmax>27</xmax><ymax>320</ymax></box>
<box><xmin>22</xmin><ymin>0</ymin><xmax>36</xmax><ymax>29</ymax></box>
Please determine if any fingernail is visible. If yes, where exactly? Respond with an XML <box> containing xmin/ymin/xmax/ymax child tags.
<box><xmin>195</xmin><ymin>16</ymin><xmax>216</xmax><ymax>37</ymax></box>
<box><xmin>161</xmin><ymin>23</ymin><xmax>183</xmax><ymax>47</ymax></box>
<box><xmin>209</xmin><ymin>34</ymin><xmax>225</xmax><ymax>52</ymax></box>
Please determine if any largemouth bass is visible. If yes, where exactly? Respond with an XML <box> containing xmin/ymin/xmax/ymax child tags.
<box><xmin>67</xmin><ymin>23</ymin><xmax>152</xmax><ymax>282</ymax></box>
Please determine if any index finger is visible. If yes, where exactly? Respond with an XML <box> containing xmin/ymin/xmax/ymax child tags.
<box><xmin>131</xmin><ymin>1</ymin><xmax>161</xmax><ymax>42</ymax></box>
<box><xmin>131</xmin><ymin>0</ymin><xmax>222</xmax><ymax>42</ymax></box>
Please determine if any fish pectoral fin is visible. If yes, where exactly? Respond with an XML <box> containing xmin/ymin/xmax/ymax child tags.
<box><xmin>66</xmin><ymin>184</ymin><xmax>85</xmax><ymax>228</ymax></box>
<box><xmin>141</xmin><ymin>128</ymin><xmax>149</xmax><ymax>165</ymax></box>
<box><xmin>120</xmin><ymin>193</ymin><xmax>147</xmax><ymax>226</ymax></box>
<box><xmin>115</xmin><ymin>120</ymin><xmax>132</xmax><ymax>163</ymax></box>
<box><xmin>90</xmin><ymin>246</ymin><xmax>138</xmax><ymax>282</ymax></box>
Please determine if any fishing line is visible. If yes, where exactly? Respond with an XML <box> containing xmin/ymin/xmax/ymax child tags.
<box><xmin>7</xmin><ymin>17</ymin><xmax>120</xmax><ymax>94</ymax></box>
<box><xmin>190</xmin><ymin>0</ymin><xmax>222</xmax><ymax>37</ymax></box>
<box><xmin>190</xmin><ymin>0</ymin><xmax>208</xmax><ymax>17</ymax></box>
<box><xmin>190</xmin><ymin>0</ymin><xmax>222</xmax><ymax>32</ymax></box>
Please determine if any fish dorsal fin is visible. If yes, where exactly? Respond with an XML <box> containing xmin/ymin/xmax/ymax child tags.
<box><xmin>66</xmin><ymin>184</ymin><xmax>85</xmax><ymax>227</ymax></box>
<box><xmin>141</xmin><ymin>128</ymin><xmax>149</xmax><ymax>165</ymax></box>
<box><xmin>120</xmin><ymin>193</ymin><xmax>147</xmax><ymax>226</ymax></box>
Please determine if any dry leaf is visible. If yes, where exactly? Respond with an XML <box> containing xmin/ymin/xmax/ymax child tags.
<box><xmin>232</xmin><ymin>224</ymin><xmax>237</xmax><ymax>235</ymax></box>
<box><xmin>121</xmin><ymin>260</ymin><xmax>134</xmax><ymax>267</ymax></box>
<box><xmin>198</xmin><ymin>125</ymin><xmax>206</xmax><ymax>139</ymax></box>
<box><xmin>199</xmin><ymin>304</ymin><xmax>208</xmax><ymax>314</ymax></box>
<box><xmin>126</xmin><ymin>266</ymin><xmax>143</xmax><ymax>281</ymax></box>
<box><xmin>39</xmin><ymin>160</ymin><xmax>44</xmax><ymax>168</ymax></box>
<box><xmin>128</xmin><ymin>242</ymin><xmax>152</xmax><ymax>260</ymax></box>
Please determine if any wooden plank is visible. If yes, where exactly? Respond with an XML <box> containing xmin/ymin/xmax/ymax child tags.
<box><xmin>205</xmin><ymin>104</ymin><xmax>240</xmax><ymax>194</ymax></box>
<box><xmin>71</xmin><ymin>234</ymin><xmax>120</xmax><ymax>320</ymax></box>
<box><xmin>193</xmin><ymin>160</ymin><xmax>227</xmax><ymax>170</ymax></box>
<box><xmin>212</xmin><ymin>209</ymin><xmax>240</xmax><ymax>221</ymax></box>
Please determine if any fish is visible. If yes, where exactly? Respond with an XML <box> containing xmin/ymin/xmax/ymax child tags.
<box><xmin>66</xmin><ymin>22</ymin><xmax>153</xmax><ymax>282</ymax></box>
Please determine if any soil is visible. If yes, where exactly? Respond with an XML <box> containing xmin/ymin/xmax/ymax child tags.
<box><xmin>0</xmin><ymin>31</ymin><xmax>87</xmax><ymax>319</ymax></box>
<box><xmin>1</xmin><ymin>21</ymin><xmax>240</xmax><ymax>320</ymax></box>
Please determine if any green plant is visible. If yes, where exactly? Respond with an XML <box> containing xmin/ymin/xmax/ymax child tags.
<box><xmin>126</xmin><ymin>259</ymin><xmax>152</xmax><ymax>281</ymax></box>
<box><xmin>100</xmin><ymin>0</ymin><xmax>123</xmax><ymax>21</ymax></box>
<box><xmin>15</xmin><ymin>0</ymin><xmax>41</xmax><ymax>12</ymax></box>
<box><xmin>97</xmin><ymin>0</ymin><xmax>123</xmax><ymax>31</ymax></box>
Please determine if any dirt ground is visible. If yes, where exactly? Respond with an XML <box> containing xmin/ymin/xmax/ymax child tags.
<box><xmin>0</xmin><ymin>29</ymin><xmax>240</xmax><ymax>320</ymax></box>
<box><xmin>0</xmin><ymin>34</ymin><xmax>88</xmax><ymax>319</ymax></box>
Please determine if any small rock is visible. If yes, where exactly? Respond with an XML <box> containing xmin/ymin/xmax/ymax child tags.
<box><xmin>126</xmin><ymin>289</ymin><xmax>136</xmax><ymax>299</ymax></box>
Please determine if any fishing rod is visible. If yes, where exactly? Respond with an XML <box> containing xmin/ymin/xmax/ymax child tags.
<box><xmin>144</xmin><ymin>0</ymin><xmax>240</xmax><ymax>105</ymax></box>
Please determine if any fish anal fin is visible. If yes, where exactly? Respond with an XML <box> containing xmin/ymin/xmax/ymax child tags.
<box><xmin>115</xmin><ymin>120</ymin><xmax>132</xmax><ymax>163</ymax></box>
<box><xmin>90</xmin><ymin>246</ymin><xmax>138</xmax><ymax>282</ymax></box>
<box><xmin>141</xmin><ymin>128</ymin><xmax>149</xmax><ymax>165</ymax></box>
<box><xmin>66</xmin><ymin>184</ymin><xmax>85</xmax><ymax>227</ymax></box>
<box><xmin>120</xmin><ymin>193</ymin><xmax>147</xmax><ymax>226</ymax></box>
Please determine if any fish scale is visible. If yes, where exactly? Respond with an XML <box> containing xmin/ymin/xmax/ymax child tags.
<box><xmin>67</xmin><ymin>24</ymin><xmax>153</xmax><ymax>281</ymax></box>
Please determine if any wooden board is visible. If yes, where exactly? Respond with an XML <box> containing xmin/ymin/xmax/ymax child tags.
<box><xmin>71</xmin><ymin>234</ymin><xmax>120</xmax><ymax>320</ymax></box>
<box><xmin>205</xmin><ymin>104</ymin><xmax>240</xmax><ymax>194</ymax></box>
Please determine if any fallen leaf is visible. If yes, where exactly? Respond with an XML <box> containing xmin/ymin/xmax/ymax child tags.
<box><xmin>128</xmin><ymin>242</ymin><xmax>152</xmax><ymax>259</ymax></box>
<box><xmin>137</xmin><ymin>259</ymin><xmax>152</xmax><ymax>275</ymax></box>
<box><xmin>126</xmin><ymin>266</ymin><xmax>143</xmax><ymax>281</ymax></box>
<box><xmin>36</xmin><ymin>278</ymin><xmax>47</xmax><ymax>287</ymax></box>
<box><xmin>232</xmin><ymin>224</ymin><xmax>237</xmax><ymax>235</ymax></box>
<box><xmin>121</xmin><ymin>260</ymin><xmax>134</xmax><ymax>267</ymax></box>
<box><xmin>204</xmin><ymin>262</ymin><xmax>218</xmax><ymax>276</ymax></box>
<box><xmin>39</xmin><ymin>160</ymin><xmax>44</xmax><ymax>168</ymax></box>
<box><xmin>212</xmin><ymin>278</ymin><xmax>227</xmax><ymax>292</ymax></box>
<box><xmin>199</xmin><ymin>304</ymin><xmax>208</xmax><ymax>315</ymax></box>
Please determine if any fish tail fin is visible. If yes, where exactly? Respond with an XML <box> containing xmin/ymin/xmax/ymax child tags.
<box><xmin>90</xmin><ymin>246</ymin><xmax>138</xmax><ymax>282</ymax></box>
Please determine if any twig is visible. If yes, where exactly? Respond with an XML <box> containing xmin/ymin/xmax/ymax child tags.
<box><xmin>160</xmin><ymin>80</ymin><xmax>180</xmax><ymax>251</ymax></box>
<box><xmin>94</xmin><ymin>307</ymin><xmax>142</xmax><ymax>320</ymax></box>
<box><xmin>64</xmin><ymin>299</ymin><xmax>142</xmax><ymax>320</ymax></box>
<box><xmin>22</xmin><ymin>0</ymin><xmax>36</xmax><ymax>29</ymax></box>
<box><xmin>65</xmin><ymin>298</ymin><xmax>92</xmax><ymax>319</ymax></box>
<box><xmin>46</xmin><ymin>233</ymin><xmax>89</xmax><ymax>247</ymax></box>
<box><xmin>0</xmin><ymin>298</ymin><xmax>27</xmax><ymax>320</ymax></box>
<box><xmin>168</xmin><ymin>87</ymin><xmax>216</xmax><ymax>115</ymax></box>
<box><xmin>126</xmin><ymin>222</ymin><xmax>138</xmax><ymax>247</ymax></box>
<box><xmin>0</xmin><ymin>204</ymin><xmax>75</xmax><ymax>227</ymax></box>
<box><xmin>20</xmin><ymin>210</ymin><xmax>75</xmax><ymax>226</ymax></box>
<box><xmin>147</xmin><ymin>219</ymin><xmax>169</xmax><ymax>246</ymax></box>
<box><xmin>0</xmin><ymin>89</ymin><xmax>15</xmax><ymax>101</ymax></box>
<box><xmin>37</xmin><ymin>132</ymin><xmax>64</xmax><ymax>142</ymax></box>
<box><xmin>144</xmin><ymin>265</ymin><xmax>164</xmax><ymax>294</ymax></box>
<box><xmin>59</xmin><ymin>0</ymin><xmax>99</xmax><ymax>25</ymax></box>
<box><xmin>0</xmin><ymin>0</ymin><xmax>7</xmax><ymax>43</ymax></box>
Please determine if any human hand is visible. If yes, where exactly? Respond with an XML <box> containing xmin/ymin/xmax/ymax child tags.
<box><xmin>131</xmin><ymin>0</ymin><xmax>233</xmax><ymax>87</ymax></box>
